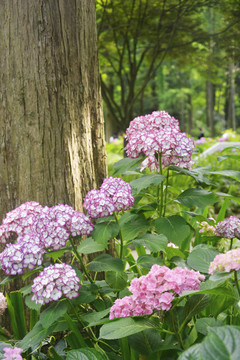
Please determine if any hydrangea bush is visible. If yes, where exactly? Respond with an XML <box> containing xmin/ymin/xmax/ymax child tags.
<box><xmin>0</xmin><ymin>111</ymin><xmax>240</xmax><ymax>359</ymax></box>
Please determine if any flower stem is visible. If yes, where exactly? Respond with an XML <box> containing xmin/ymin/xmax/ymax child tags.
<box><xmin>69</xmin><ymin>236</ymin><xmax>93</xmax><ymax>283</ymax></box>
<box><xmin>163</xmin><ymin>167</ymin><xmax>169</xmax><ymax>217</ymax></box>
<box><xmin>234</xmin><ymin>271</ymin><xmax>240</xmax><ymax>296</ymax></box>
<box><xmin>158</xmin><ymin>152</ymin><xmax>164</xmax><ymax>217</ymax></box>
<box><xmin>114</xmin><ymin>212</ymin><xmax>124</xmax><ymax>259</ymax></box>
<box><xmin>170</xmin><ymin>309</ymin><xmax>185</xmax><ymax>349</ymax></box>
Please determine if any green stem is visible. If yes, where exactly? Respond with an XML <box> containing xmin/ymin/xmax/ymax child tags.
<box><xmin>114</xmin><ymin>212</ymin><xmax>124</xmax><ymax>259</ymax></box>
<box><xmin>163</xmin><ymin>167</ymin><xmax>169</xmax><ymax>217</ymax></box>
<box><xmin>157</xmin><ymin>152</ymin><xmax>164</xmax><ymax>217</ymax></box>
<box><xmin>142</xmin><ymin>331</ymin><xmax>152</xmax><ymax>354</ymax></box>
<box><xmin>69</xmin><ymin>236</ymin><xmax>93</xmax><ymax>283</ymax></box>
<box><xmin>234</xmin><ymin>271</ymin><xmax>240</xmax><ymax>296</ymax></box>
<box><xmin>230</xmin><ymin>238</ymin><xmax>233</xmax><ymax>250</ymax></box>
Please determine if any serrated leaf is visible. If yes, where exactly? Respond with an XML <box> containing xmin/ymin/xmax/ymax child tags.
<box><xmin>91</xmin><ymin>222</ymin><xmax>119</xmax><ymax>244</ymax></box>
<box><xmin>130</xmin><ymin>174</ymin><xmax>165</xmax><ymax>193</ymax></box>
<box><xmin>46</xmin><ymin>249</ymin><xmax>66</xmax><ymax>262</ymax></box>
<box><xmin>183</xmin><ymin>294</ymin><xmax>209</xmax><ymax>323</ymax></box>
<box><xmin>81</xmin><ymin>308</ymin><xmax>110</xmax><ymax>324</ymax></box>
<box><xmin>17</xmin><ymin>321</ymin><xmax>56</xmax><ymax>351</ymax></box>
<box><xmin>113</xmin><ymin>157</ymin><xmax>143</xmax><ymax>175</ymax></box>
<box><xmin>201</xmin><ymin>326</ymin><xmax>240</xmax><ymax>360</ymax></box>
<box><xmin>177</xmin><ymin>188</ymin><xmax>218</xmax><ymax>208</ymax></box>
<box><xmin>187</xmin><ymin>246</ymin><xmax>219</xmax><ymax>273</ymax></box>
<box><xmin>155</xmin><ymin>215</ymin><xmax>191</xmax><ymax>246</ymax></box>
<box><xmin>105</xmin><ymin>271</ymin><xmax>128</xmax><ymax>290</ymax></box>
<box><xmin>169</xmin><ymin>165</ymin><xmax>213</xmax><ymax>185</ymax></box>
<box><xmin>137</xmin><ymin>255</ymin><xmax>163</xmax><ymax>269</ymax></box>
<box><xmin>121</xmin><ymin>217</ymin><xmax>150</xmax><ymax>242</ymax></box>
<box><xmin>195</xmin><ymin>318</ymin><xmax>224</xmax><ymax>336</ymax></box>
<box><xmin>178</xmin><ymin>344</ymin><xmax>202</xmax><ymax>360</ymax></box>
<box><xmin>66</xmin><ymin>348</ymin><xmax>107</xmax><ymax>360</ymax></box>
<box><xmin>77</xmin><ymin>237</ymin><xmax>106</xmax><ymax>254</ymax></box>
<box><xmin>39</xmin><ymin>301</ymin><xmax>68</xmax><ymax>329</ymax></box>
<box><xmin>88</xmin><ymin>254</ymin><xmax>124</xmax><ymax>272</ymax></box>
<box><xmin>132</xmin><ymin>233</ymin><xmax>168</xmax><ymax>253</ymax></box>
<box><xmin>99</xmin><ymin>317</ymin><xmax>156</xmax><ymax>340</ymax></box>
<box><xmin>25</xmin><ymin>295</ymin><xmax>41</xmax><ymax>312</ymax></box>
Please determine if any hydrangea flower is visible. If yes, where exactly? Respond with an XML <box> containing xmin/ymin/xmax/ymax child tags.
<box><xmin>215</xmin><ymin>216</ymin><xmax>240</xmax><ymax>239</ymax></box>
<box><xmin>31</xmin><ymin>263</ymin><xmax>80</xmax><ymax>305</ymax></box>
<box><xmin>83</xmin><ymin>189</ymin><xmax>115</xmax><ymax>218</ymax></box>
<box><xmin>3</xmin><ymin>347</ymin><xmax>23</xmax><ymax>360</ymax></box>
<box><xmin>0</xmin><ymin>201</ymin><xmax>43</xmax><ymax>243</ymax></box>
<box><xmin>0</xmin><ymin>293</ymin><xmax>7</xmax><ymax>315</ymax></box>
<box><xmin>125</xmin><ymin>111</ymin><xmax>195</xmax><ymax>172</ymax></box>
<box><xmin>110</xmin><ymin>264</ymin><xmax>205</xmax><ymax>319</ymax></box>
<box><xmin>209</xmin><ymin>248</ymin><xmax>240</xmax><ymax>274</ymax></box>
<box><xmin>0</xmin><ymin>234</ymin><xmax>44</xmax><ymax>275</ymax></box>
<box><xmin>100</xmin><ymin>177</ymin><xmax>134</xmax><ymax>211</ymax></box>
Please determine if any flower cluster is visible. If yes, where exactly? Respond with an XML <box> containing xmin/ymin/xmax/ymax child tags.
<box><xmin>0</xmin><ymin>293</ymin><xmax>7</xmax><ymax>315</ymax></box>
<box><xmin>125</xmin><ymin>111</ymin><xmax>195</xmax><ymax>172</ymax></box>
<box><xmin>209</xmin><ymin>248</ymin><xmax>240</xmax><ymax>274</ymax></box>
<box><xmin>0</xmin><ymin>202</ymin><xmax>94</xmax><ymax>275</ymax></box>
<box><xmin>215</xmin><ymin>216</ymin><xmax>240</xmax><ymax>239</ymax></box>
<box><xmin>197</xmin><ymin>218</ymin><xmax>216</xmax><ymax>236</ymax></box>
<box><xmin>83</xmin><ymin>177</ymin><xmax>134</xmax><ymax>218</ymax></box>
<box><xmin>31</xmin><ymin>263</ymin><xmax>80</xmax><ymax>305</ymax></box>
<box><xmin>0</xmin><ymin>234</ymin><xmax>44</xmax><ymax>275</ymax></box>
<box><xmin>3</xmin><ymin>347</ymin><xmax>23</xmax><ymax>360</ymax></box>
<box><xmin>110</xmin><ymin>264</ymin><xmax>205</xmax><ymax>319</ymax></box>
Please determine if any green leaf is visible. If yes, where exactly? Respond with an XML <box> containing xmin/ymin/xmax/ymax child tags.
<box><xmin>183</xmin><ymin>294</ymin><xmax>210</xmax><ymax>324</ymax></box>
<box><xmin>7</xmin><ymin>291</ymin><xmax>27</xmax><ymax>340</ymax></box>
<box><xmin>39</xmin><ymin>300</ymin><xmax>68</xmax><ymax>329</ymax></box>
<box><xmin>128</xmin><ymin>329</ymin><xmax>162</xmax><ymax>355</ymax></box>
<box><xmin>25</xmin><ymin>295</ymin><xmax>41</xmax><ymax>312</ymax></box>
<box><xmin>178</xmin><ymin>344</ymin><xmax>202</xmax><ymax>360</ymax></box>
<box><xmin>187</xmin><ymin>246</ymin><xmax>219</xmax><ymax>273</ymax></box>
<box><xmin>113</xmin><ymin>157</ymin><xmax>143</xmax><ymax>175</ymax></box>
<box><xmin>105</xmin><ymin>271</ymin><xmax>128</xmax><ymax>290</ymax></box>
<box><xmin>64</xmin><ymin>313</ymin><xmax>87</xmax><ymax>348</ymax></box>
<box><xmin>81</xmin><ymin>308</ymin><xmax>110</xmax><ymax>324</ymax></box>
<box><xmin>177</xmin><ymin>188</ymin><xmax>218</xmax><ymax>208</ymax></box>
<box><xmin>130</xmin><ymin>174</ymin><xmax>165</xmax><ymax>193</ymax></box>
<box><xmin>66</xmin><ymin>348</ymin><xmax>107</xmax><ymax>360</ymax></box>
<box><xmin>71</xmin><ymin>284</ymin><xmax>97</xmax><ymax>305</ymax></box>
<box><xmin>209</xmin><ymin>170</ymin><xmax>240</xmax><ymax>182</ymax></box>
<box><xmin>17</xmin><ymin>321</ymin><xmax>56</xmax><ymax>351</ymax></box>
<box><xmin>133</xmin><ymin>233</ymin><xmax>168</xmax><ymax>253</ymax></box>
<box><xmin>92</xmin><ymin>222</ymin><xmax>119</xmax><ymax>244</ymax></box>
<box><xmin>137</xmin><ymin>255</ymin><xmax>163</xmax><ymax>269</ymax></box>
<box><xmin>99</xmin><ymin>317</ymin><xmax>156</xmax><ymax>340</ymax></box>
<box><xmin>77</xmin><ymin>237</ymin><xmax>106</xmax><ymax>254</ymax></box>
<box><xmin>88</xmin><ymin>254</ymin><xmax>124</xmax><ymax>272</ymax></box>
<box><xmin>195</xmin><ymin>318</ymin><xmax>224</xmax><ymax>336</ymax></box>
<box><xmin>46</xmin><ymin>249</ymin><xmax>66</xmax><ymax>262</ymax></box>
<box><xmin>201</xmin><ymin>326</ymin><xmax>240</xmax><ymax>360</ymax></box>
<box><xmin>169</xmin><ymin>165</ymin><xmax>213</xmax><ymax>185</ymax></box>
<box><xmin>121</xmin><ymin>217</ymin><xmax>150</xmax><ymax>242</ymax></box>
<box><xmin>155</xmin><ymin>215</ymin><xmax>191</xmax><ymax>246</ymax></box>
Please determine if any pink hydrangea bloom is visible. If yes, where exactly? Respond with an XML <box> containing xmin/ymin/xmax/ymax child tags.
<box><xmin>83</xmin><ymin>189</ymin><xmax>115</xmax><ymax>218</ymax></box>
<box><xmin>0</xmin><ymin>293</ymin><xmax>7</xmax><ymax>315</ymax></box>
<box><xmin>167</xmin><ymin>242</ymin><xmax>179</xmax><ymax>248</ymax></box>
<box><xmin>31</xmin><ymin>263</ymin><xmax>80</xmax><ymax>305</ymax></box>
<box><xmin>3</xmin><ymin>347</ymin><xmax>23</xmax><ymax>360</ymax></box>
<box><xmin>110</xmin><ymin>264</ymin><xmax>205</xmax><ymax>319</ymax></box>
<box><xmin>125</xmin><ymin>111</ymin><xmax>195</xmax><ymax>172</ymax></box>
<box><xmin>209</xmin><ymin>248</ymin><xmax>240</xmax><ymax>274</ymax></box>
<box><xmin>198</xmin><ymin>218</ymin><xmax>216</xmax><ymax>235</ymax></box>
<box><xmin>215</xmin><ymin>216</ymin><xmax>240</xmax><ymax>239</ymax></box>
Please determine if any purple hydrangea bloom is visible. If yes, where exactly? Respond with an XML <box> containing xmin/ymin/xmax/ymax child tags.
<box><xmin>125</xmin><ymin>111</ymin><xmax>195</xmax><ymax>172</ymax></box>
<box><xmin>0</xmin><ymin>201</ymin><xmax>43</xmax><ymax>243</ymax></box>
<box><xmin>83</xmin><ymin>189</ymin><xmax>115</xmax><ymax>218</ymax></box>
<box><xmin>100</xmin><ymin>177</ymin><xmax>134</xmax><ymax>211</ymax></box>
<box><xmin>3</xmin><ymin>347</ymin><xmax>23</xmax><ymax>360</ymax></box>
<box><xmin>215</xmin><ymin>216</ymin><xmax>240</xmax><ymax>239</ymax></box>
<box><xmin>31</xmin><ymin>263</ymin><xmax>80</xmax><ymax>305</ymax></box>
<box><xmin>0</xmin><ymin>234</ymin><xmax>44</xmax><ymax>275</ymax></box>
<box><xmin>110</xmin><ymin>264</ymin><xmax>205</xmax><ymax>319</ymax></box>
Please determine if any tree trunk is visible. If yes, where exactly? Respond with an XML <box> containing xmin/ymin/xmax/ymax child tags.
<box><xmin>0</xmin><ymin>0</ymin><xmax>107</xmax><ymax>327</ymax></box>
<box><xmin>206</xmin><ymin>80</ymin><xmax>215</xmax><ymax>137</ymax></box>
<box><xmin>227</xmin><ymin>62</ymin><xmax>236</xmax><ymax>130</ymax></box>
<box><xmin>0</xmin><ymin>0</ymin><xmax>107</xmax><ymax>218</ymax></box>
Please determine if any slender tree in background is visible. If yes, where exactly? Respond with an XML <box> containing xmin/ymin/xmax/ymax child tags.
<box><xmin>0</xmin><ymin>0</ymin><xmax>107</xmax><ymax>221</ymax></box>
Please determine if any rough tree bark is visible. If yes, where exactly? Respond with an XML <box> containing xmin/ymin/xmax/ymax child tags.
<box><xmin>0</xmin><ymin>0</ymin><xmax>107</xmax><ymax>327</ymax></box>
<box><xmin>0</xmin><ymin>0</ymin><xmax>107</xmax><ymax>221</ymax></box>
